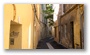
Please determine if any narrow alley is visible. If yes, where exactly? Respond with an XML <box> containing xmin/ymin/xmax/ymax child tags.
<box><xmin>4</xmin><ymin>4</ymin><xmax>84</xmax><ymax>49</ymax></box>
<box><xmin>36</xmin><ymin>37</ymin><xmax>67</xmax><ymax>49</ymax></box>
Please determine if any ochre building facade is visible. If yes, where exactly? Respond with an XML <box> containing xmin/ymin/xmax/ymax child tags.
<box><xmin>54</xmin><ymin>4</ymin><xmax>84</xmax><ymax>49</ymax></box>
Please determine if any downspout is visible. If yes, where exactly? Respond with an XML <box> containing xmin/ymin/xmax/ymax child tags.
<box><xmin>12</xmin><ymin>4</ymin><xmax>16</xmax><ymax>21</ymax></box>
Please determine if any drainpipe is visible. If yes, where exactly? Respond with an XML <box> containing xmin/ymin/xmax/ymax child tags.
<box><xmin>32</xmin><ymin>4</ymin><xmax>35</xmax><ymax>49</ymax></box>
<box><xmin>12</xmin><ymin>4</ymin><xmax>16</xmax><ymax>21</ymax></box>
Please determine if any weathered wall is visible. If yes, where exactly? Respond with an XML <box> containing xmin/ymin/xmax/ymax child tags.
<box><xmin>60</xmin><ymin>7</ymin><xmax>77</xmax><ymax>48</ymax></box>
<box><xmin>54</xmin><ymin>20</ymin><xmax>59</xmax><ymax>43</ymax></box>
<box><xmin>63</xmin><ymin>4</ymin><xmax>75</xmax><ymax>13</ymax></box>
<box><xmin>55</xmin><ymin>4</ymin><xmax>84</xmax><ymax>49</ymax></box>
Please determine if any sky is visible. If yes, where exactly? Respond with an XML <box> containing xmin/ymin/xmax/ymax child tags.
<box><xmin>53</xmin><ymin>4</ymin><xmax>59</xmax><ymax>22</ymax></box>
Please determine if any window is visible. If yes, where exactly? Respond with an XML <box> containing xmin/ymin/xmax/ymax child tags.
<box><xmin>61</xmin><ymin>25</ymin><xmax>62</xmax><ymax>34</ymax></box>
<box><xmin>63</xmin><ymin>4</ymin><xmax>65</xmax><ymax>13</ymax></box>
<box><xmin>10</xmin><ymin>38</ymin><xmax>14</xmax><ymax>45</ymax></box>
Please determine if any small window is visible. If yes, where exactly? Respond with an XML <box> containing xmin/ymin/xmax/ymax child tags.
<box><xmin>10</xmin><ymin>38</ymin><xmax>14</xmax><ymax>45</ymax></box>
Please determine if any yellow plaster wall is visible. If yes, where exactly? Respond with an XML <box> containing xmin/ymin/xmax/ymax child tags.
<box><xmin>4</xmin><ymin>4</ymin><xmax>41</xmax><ymax>49</ymax></box>
<box><xmin>15</xmin><ymin>4</ymin><xmax>34</xmax><ymax>49</ymax></box>
<box><xmin>4</xmin><ymin>4</ymin><xmax>14</xmax><ymax>49</ymax></box>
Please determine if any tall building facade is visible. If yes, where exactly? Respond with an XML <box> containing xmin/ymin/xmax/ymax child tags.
<box><xmin>54</xmin><ymin>4</ymin><xmax>84</xmax><ymax>49</ymax></box>
<box><xmin>39</xmin><ymin>4</ymin><xmax>48</xmax><ymax>39</ymax></box>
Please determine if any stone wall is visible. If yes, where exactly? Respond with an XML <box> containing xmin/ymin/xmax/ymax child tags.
<box><xmin>55</xmin><ymin>4</ymin><xmax>84</xmax><ymax>49</ymax></box>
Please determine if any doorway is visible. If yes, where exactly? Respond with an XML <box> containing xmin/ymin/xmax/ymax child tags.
<box><xmin>70</xmin><ymin>21</ymin><xmax>74</xmax><ymax>48</ymax></box>
<box><xmin>80</xmin><ymin>14</ymin><xmax>84</xmax><ymax>49</ymax></box>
